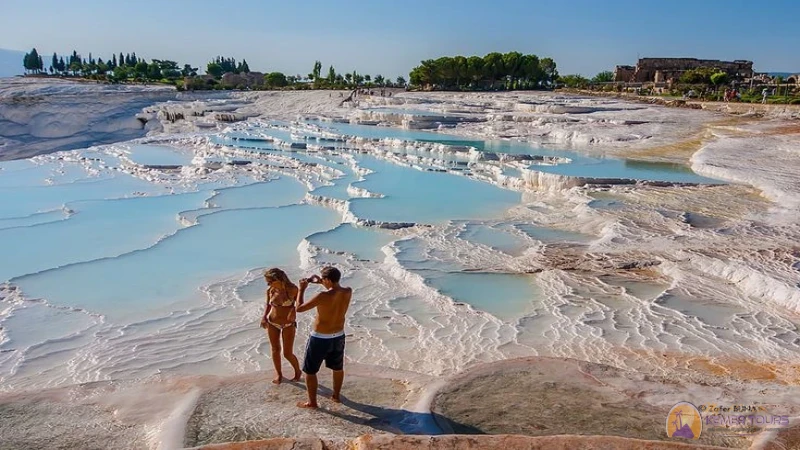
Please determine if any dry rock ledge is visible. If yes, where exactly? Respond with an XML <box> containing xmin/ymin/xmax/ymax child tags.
<box><xmin>2</xmin><ymin>357</ymin><xmax>799</xmax><ymax>449</ymax></box>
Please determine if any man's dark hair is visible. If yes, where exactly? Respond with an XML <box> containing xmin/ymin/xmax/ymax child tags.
<box><xmin>321</xmin><ymin>266</ymin><xmax>341</xmax><ymax>283</ymax></box>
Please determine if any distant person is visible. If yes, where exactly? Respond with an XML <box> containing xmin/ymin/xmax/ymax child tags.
<box><xmin>260</xmin><ymin>268</ymin><xmax>301</xmax><ymax>384</ymax></box>
<box><xmin>295</xmin><ymin>266</ymin><xmax>352</xmax><ymax>408</ymax></box>
<box><xmin>762</xmin><ymin>88</ymin><xmax>769</xmax><ymax>104</ymax></box>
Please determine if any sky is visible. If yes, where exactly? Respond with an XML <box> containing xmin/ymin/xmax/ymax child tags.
<box><xmin>1</xmin><ymin>0</ymin><xmax>799</xmax><ymax>79</ymax></box>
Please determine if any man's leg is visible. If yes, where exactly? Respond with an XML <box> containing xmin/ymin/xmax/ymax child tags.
<box><xmin>327</xmin><ymin>335</ymin><xmax>346</xmax><ymax>403</ymax></box>
<box><xmin>331</xmin><ymin>369</ymin><xmax>344</xmax><ymax>403</ymax></box>
<box><xmin>303</xmin><ymin>372</ymin><xmax>318</xmax><ymax>408</ymax></box>
<box><xmin>298</xmin><ymin>336</ymin><xmax>323</xmax><ymax>408</ymax></box>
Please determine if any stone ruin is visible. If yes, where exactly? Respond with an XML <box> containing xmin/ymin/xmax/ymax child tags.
<box><xmin>614</xmin><ymin>57</ymin><xmax>754</xmax><ymax>83</ymax></box>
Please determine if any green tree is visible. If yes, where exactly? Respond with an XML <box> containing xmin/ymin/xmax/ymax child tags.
<box><xmin>539</xmin><ymin>58</ymin><xmax>558</xmax><ymax>87</ymax></box>
<box><xmin>23</xmin><ymin>48</ymin><xmax>42</xmax><ymax>73</ymax></box>
<box><xmin>327</xmin><ymin>65</ymin><xmax>336</xmax><ymax>85</ymax></box>
<box><xmin>558</xmin><ymin>74</ymin><xmax>589</xmax><ymax>88</ymax></box>
<box><xmin>206</xmin><ymin>62</ymin><xmax>224</xmax><ymax>78</ymax></box>
<box><xmin>134</xmin><ymin>61</ymin><xmax>148</xmax><ymax>79</ymax></box>
<box><xmin>503</xmin><ymin>51</ymin><xmax>524</xmax><ymax>89</ymax></box>
<box><xmin>51</xmin><ymin>53</ymin><xmax>59</xmax><ymax>74</ymax></box>
<box><xmin>679</xmin><ymin>67</ymin><xmax>716</xmax><ymax>84</ymax></box>
<box><xmin>69</xmin><ymin>60</ymin><xmax>82</xmax><ymax>76</ymax></box>
<box><xmin>182</xmin><ymin>64</ymin><xmax>198</xmax><ymax>77</ymax></box>
<box><xmin>710</xmin><ymin>72</ymin><xmax>728</xmax><ymax>86</ymax></box>
<box><xmin>395</xmin><ymin>76</ymin><xmax>406</xmax><ymax>87</ymax></box>
<box><xmin>147</xmin><ymin>61</ymin><xmax>162</xmax><ymax>80</ymax></box>
<box><xmin>592</xmin><ymin>71</ymin><xmax>614</xmax><ymax>83</ymax></box>
<box><xmin>374</xmin><ymin>74</ymin><xmax>384</xmax><ymax>86</ymax></box>
<box><xmin>466</xmin><ymin>56</ymin><xmax>484</xmax><ymax>87</ymax></box>
<box><xmin>265</xmin><ymin>72</ymin><xmax>287</xmax><ymax>87</ymax></box>
<box><xmin>483</xmin><ymin>52</ymin><xmax>504</xmax><ymax>89</ymax></box>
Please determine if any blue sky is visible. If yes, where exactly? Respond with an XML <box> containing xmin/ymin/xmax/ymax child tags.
<box><xmin>1</xmin><ymin>0</ymin><xmax>798</xmax><ymax>78</ymax></box>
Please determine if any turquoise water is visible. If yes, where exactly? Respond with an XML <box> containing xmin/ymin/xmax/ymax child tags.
<box><xmin>1</xmin><ymin>191</ymin><xmax>210</xmax><ymax>282</ymax></box>
<box><xmin>15</xmin><ymin>204</ymin><xmax>339</xmax><ymax>319</ymax></box>
<box><xmin>349</xmin><ymin>156</ymin><xmax>521</xmax><ymax>224</ymax></box>
<box><xmin>0</xmin><ymin>174</ymin><xmax>161</xmax><ymax>220</ymax></box>
<box><xmin>307</xmin><ymin>223</ymin><xmax>395</xmax><ymax>261</ymax></box>
<box><xmin>458</xmin><ymin>224</ymin><xmax>530</xmax><ymax>256</ymax></box>
<box><xmin>367</xmin><ymin>107</ymin><xmax>450</xmax><ymax>117</ymax></box>
<box><xmin>210</xmin><ymin>177</ymin><xmax>308</xmax><ymax>210</ymax></box>
<box><xmin>515</xmin><ymin>224</ymin><xmax>593</xmax><ymax>243</ymax></box>
<box><xmin>422</xmin><ymin>270</ymin><xmax>540</xmax><ymax>320</ymax></box>
<box><xmin>536</xmin><ymin>158</ymin><xmax>723</xmax><ymax>184</ymax></box>
<box><xmin>125</xmin><ymin>145</ymin><xmax>194</xmax><ymax>166</ymax></box>
<box><xmin>302</xmin><ymin>120</ymin><xmax>722</xmax><ymax>184</ymax></box>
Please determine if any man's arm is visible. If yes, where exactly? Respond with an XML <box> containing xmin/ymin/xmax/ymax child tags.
<box><xmin>296</xmin><ymin>291</ymin><xmax>327</xmax><ymax>313</ymax></box>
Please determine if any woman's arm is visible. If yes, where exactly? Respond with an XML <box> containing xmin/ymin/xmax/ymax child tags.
<box><xmin>260</xmin><ymin>292</ymin><xmax>272</xmax><ymax>328</ymax></box>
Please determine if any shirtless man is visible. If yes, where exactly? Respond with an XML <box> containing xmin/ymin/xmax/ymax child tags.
<box><xmin>295</xmin><ymin>266</ymin><xmax>352</xmax><ymax>408</ymax></box>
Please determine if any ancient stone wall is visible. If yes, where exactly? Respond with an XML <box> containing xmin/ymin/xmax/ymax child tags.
<box><xmin>614</xmin><ymin>58</ymin><xmax>754</xmax><ymax>83</ymax></box>
<box><xmin>613</xmin><ymin>65</ymin><xmax>635</xmax><ymax>82</ymax></box>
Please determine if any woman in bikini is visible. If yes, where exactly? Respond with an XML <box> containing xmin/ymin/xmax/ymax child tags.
<box><xmin>260</xmin><ymin>267</ymin><xmax>301</xmax><ymax>384</ymax></box>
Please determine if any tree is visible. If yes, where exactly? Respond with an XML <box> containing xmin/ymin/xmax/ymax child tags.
<box><xmin>112</xmin><ymin>65</ymin><xmax>129</xmax><ymax>81</ymax></box>
<box><xmin>539</xmin><ymin>58</ymin><xmax>558</xmax><ymax>87</ymax></box>
<box><xmin>134</xmin><ymin>61</ymin><xmax>149</xmax><ymax>79</ymax></box>
<box><xmin>710</xmin><ymin>72</ymin><xmax>728</xmax><ymax>86</ymax></box>
<box><xmin>364</xmin><ymin>74</ymin><xmax>372</xmax><ymax>87</ymax></box>
<box><xmin>408</xmin><ymin>52</ymin><xmax>553</xmax><ymax>91</ymax></box>
<box><xmin>483</xmin><ymin>52</ymin><xmax>504</xmax><ymax>89</ymax></box>
<box><xmin>679</xmin><ymin>67</ymin><xmax>716</xmax><ymax>84</ymax></box>
<box><xmin>374</xmin><ymin>74</ymin><xmax>384</xmax><ymax>87</ymax></box>
<box><xmin>240</xmin><ymin>59</ymin><xmax>250</xmax><ymax>73</ymax></box>
<box><xmin>51</xmin><ymin>53</ymin><xmax>59</xmax><ymax>74</ymax></box>
<box><xmin>327</xmin><ymin>65</ymin><xmax>336</xmax><ymax>85</ymax></box>
<box><xmin>23</xmin><ymin>48</ymin><xmax>42</xmax><ymax>74</ymax></box>
<box><xmin>69</xmin><ymin>60</ymin><xmax>82</xmax><ymax>76</ymax></box>
<box><xmin>558</xmin><ymin>74</ymin><xmax>589</xmax><ymax>88</ymax></box>
<box><xmin>265</xmin><ymin>72</ymin><xmax>288</xmax><ymax>88</ymax></box>
<box><xmin>502</xmin><ymin>51</ymin><xmax>523</xmax><ymax>89</ymax></box>
<box><xmin>592</xmin><ymin>71</ymin><xmax>614</xmax><ymax>83</ymax></box>
<box><xmin>147</xmin><ymin>61</ymin><xmax>162</xmax><ymax>80</ymax></box>
<box><xmin>466</xmin><ymin>56</ymin><xmax>484</xmax><ymax>87</ymax></box>
<box><xmin>182</xmin><ymin>64</ymin><xmax>198</xmax><ymax>77</ymax></box>
<box><xmin>206</xmin><ymin>62</ymin><xmax>224</xmax><ymax>78</ymax></box>
<box><xmin>395</xmin><ymin>76</ymin><xmax>406</xmax><ymax>87</ymax></box>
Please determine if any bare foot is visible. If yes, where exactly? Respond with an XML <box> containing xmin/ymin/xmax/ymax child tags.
<box><xmin>330</xmin><ymin>394</ymin><xmax>341</xmax><ymax>403</ymax></box>
<box><xmin>291</xmin><ymin>372</ymin><xmax>302</xmax><ymax>382</ymax></box>
<box><xmin>272</xmin><ymin>375</ymin><xmax>282</xmax><ymax>385</ymax></box>
<box><xmin>297</xmin><ymin>401</ymin><xmax>318</xmax><ymax>409</ymax></box>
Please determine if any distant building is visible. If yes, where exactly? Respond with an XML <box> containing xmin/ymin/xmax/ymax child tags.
<box><xmin>220</xmin><ymin>72</ymin><xmax>265</xmax><ymax>89</ymax></box>
<box><xmin>614</xmin><ymin>58</ymin><xmax>754</xmax><ymax>83</ymax></box>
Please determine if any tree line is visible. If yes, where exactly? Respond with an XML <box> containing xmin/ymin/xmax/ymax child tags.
<box><xmin>184</xmin><ymin>58</ymin><xmax>408</xmax><ymax>91</ymax></box>
<box><xmin>407</xmin><ymin>52</ymin><xmax>558</xmax><ymax>90</ymax></box>
<box><xmin>22</xmin><ymin>47</ymin><xmax>198</xmax><ymax>82</ymax></box>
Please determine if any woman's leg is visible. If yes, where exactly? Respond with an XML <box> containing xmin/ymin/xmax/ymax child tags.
<box><xmin>281</xmin><ymin>324</ymin><xmax>302</xmax><ymax>381</ymax></box>
<box><xmin>267</xmin><ymin>324</ymin><xmax>283</xmax><ymax>384</ymax></box>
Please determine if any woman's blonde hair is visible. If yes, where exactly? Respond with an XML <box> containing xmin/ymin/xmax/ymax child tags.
<box><xmin>264</xmin><ymin>267</ymin><xmax>297</xmax><ymax>291</ymax></box>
